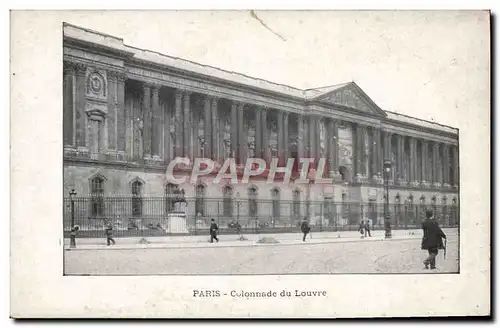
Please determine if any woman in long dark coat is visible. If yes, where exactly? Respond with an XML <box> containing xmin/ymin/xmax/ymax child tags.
<box><xmin>421</xmin><ymin>209</ymin><xmax>447</xmax><ymax>270</ymax></box>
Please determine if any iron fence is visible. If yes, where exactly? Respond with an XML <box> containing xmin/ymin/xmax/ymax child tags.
<box><xmin>63</xmin><ymin>196</ymin><xmax>460</xmax><ymax>238</ymax></box>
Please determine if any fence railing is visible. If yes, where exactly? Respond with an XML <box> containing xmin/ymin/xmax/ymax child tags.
<box><xmin>63</xmin><ymin>197</ymin><xmax>459</xmax><ymax>238</ymax></box>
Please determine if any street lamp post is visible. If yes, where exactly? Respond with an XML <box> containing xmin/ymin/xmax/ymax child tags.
<box><xmin>235</xmin><ymin>192</ymin><xmax>243</xmax><ymax>237</ymax></box>
<box><xmin>383</xmin><ymin>160</ymin><xmax>392</xmax><ymax>239</ymax></box>
<box><xmin>69</xmin><ymin>189</ymin><xmax>77</xmax><ymax>248</ymax></box>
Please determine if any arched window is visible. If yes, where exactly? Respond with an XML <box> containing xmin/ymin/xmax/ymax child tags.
<box><xmin>324</xmin><ymin>196</ymin><xmax>334</xmax><ymax>226</ymax></box>
<box><xmin>292</xmin><ymin>189</ymin><xmax>301</xmax><ymax>219</ymax></box>
<box><xmin>431</xmin><ymin>195</ymin><xmax>437</xmax><ymax>213</ymax></box>
<box><xmin>405</xmin><ymin>195</ymin><xmax>415</xmax><ymax>227</ymax></box>
<box><xmin>90</xmin><ymin>176</ymin><xmax>105</xmax><ymax>217</ymax></box>
<box><xmin>165</xmin><ymin>183</ymin><xmax>176</xmax><ymax>213</ymax></box>
<box><xmin>195</xmin><ymin>185</ymin><xmax>206</xmax><ymax>216</ymax></box>
<box><xmin>222</xmin><ymin>185</ymin><xmax>233</xmax><ymax>217</ymax></box>
<box><xmin>248</xmin><ymin>186</ymin><xmax>258</xmax><ymax>218</ymax></box>
<box><xmin>131</xmin><ymin>180</ymin><xmax>143</xmax><ymax>217</ymax></box>
<box><xmin>342</xmin><ymin>192</ymin><xmax>349</xmax><ymax>225</ymax></box>
<box><xmin>419</xmin><ymin>196</ymin><xmax>426</xmax><ymax>222</ymax></box>
<box><xmin>271</xmin><ymin>188</ymin><xmax>280</xmax><ymax>220</ymax></box>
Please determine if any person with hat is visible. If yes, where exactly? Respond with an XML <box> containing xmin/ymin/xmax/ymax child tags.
<box><xmin>210</xmin><ymin>218</ymin><xmax>219</xmax><ymax>243</ymax></box>
<box><xmin>421</xmin><ymin>209</ymin><xmax>447</xmax><ymax>270</ymax></box>
<box><xmin>300</xmin><ymin>217</ymin><xmax>311</xmax><ymax>242</ymax></box>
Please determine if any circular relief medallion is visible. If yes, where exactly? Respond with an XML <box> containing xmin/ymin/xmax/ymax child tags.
<box><xmin>89</xmin><ymin>74</ymin><xmax>102</xmax><ymax>94</ymax></box>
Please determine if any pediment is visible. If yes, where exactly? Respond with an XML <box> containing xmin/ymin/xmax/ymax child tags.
<box><xmin>314</xmin><ymin>83</ymin><xmax>387</xmax><ymax>117</ymax></box>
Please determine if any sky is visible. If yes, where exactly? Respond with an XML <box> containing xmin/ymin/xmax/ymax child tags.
<box><xmin>53</xmin><ymin>10</ymin><xmax>489</xmax><ymax>130</ymax></box>
<box><xmin>12</xmin><ymin>9</ymin><xmax>484</xmax><ymax>132</ymax></box>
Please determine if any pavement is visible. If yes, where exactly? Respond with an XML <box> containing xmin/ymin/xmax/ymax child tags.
<box><xmin>64</xmin><ymin>229</ymin><xmax>459</xmax><ymax>275</ymax></box>
<box><xmin>64</xmin><ymin>228</ymin><xmax>458</xmax><ymax>250</ymax></box>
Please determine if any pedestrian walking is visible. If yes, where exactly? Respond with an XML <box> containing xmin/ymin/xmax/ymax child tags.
<box><xmin>358</xmin><ymin>221</ymin><xmax>365</xmax><ymax>238</ymax></box>
<box><xmin>421</xmin><ymin>209</ymin><xmax>447</xmax><ymax>270</ymax></box>
<box><xmin>105</xmin><ymin>220</ymin><xmax>116</xmax><ymax>246</ymax></box>
<box><xmin>300</xmin><ymin>217</ymin><xmax>311</xmax><ymax>242</ymax></box>
<box><xmin>70</xmin><ymin>225</ymin><xmax>79</xmax><ymax>248</ymax></box>
<box><xmin>210</xmin><ymin>218</ymin><xmax>219</xmax><ymax>243</ymax></box>
<box><xmin>364</xmin><ymin>220</ymin><xmax>372</xmax><ymax>237</ymax></box>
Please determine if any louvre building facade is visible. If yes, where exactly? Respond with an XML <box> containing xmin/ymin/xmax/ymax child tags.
<box><xmin>63</xmin><ymin>24</ymin><xmax>459</xmax><ymax>229</ymax></box>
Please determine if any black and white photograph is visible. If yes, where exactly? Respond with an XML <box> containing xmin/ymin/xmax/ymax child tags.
<box><xmin>61</xmin><ymin>19</ymin><xmax>461</xmax><ymax>276</ymax></box>
<box><xmin>10</xmin><ymin>9</ymin><xmax>490</xmax><ymax>318</ymax></box>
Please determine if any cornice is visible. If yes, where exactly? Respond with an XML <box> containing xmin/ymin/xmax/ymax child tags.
<box><xmin>381</xmin><ymin>117</ymin><xmax>458</xmax><ymax>141</ymax></box>
<box><xmin>126</xmin><ymin>58</ymin><xmax>306</xmax><ymax>105</ymax></box>
<box><xmin>63</xmin><ymin>36</ymin><xmax>135</xmax><ymax>60</ymax></box>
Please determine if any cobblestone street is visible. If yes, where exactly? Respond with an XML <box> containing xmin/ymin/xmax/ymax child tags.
<box><xmin>64</xmin><ymin>233</ymin><xmax>458</xmax><ymax>275</ymax></box>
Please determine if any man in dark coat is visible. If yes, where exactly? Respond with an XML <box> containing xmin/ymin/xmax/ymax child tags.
<box><xmin>421</xmin><ymin>209</ymin><xmax>446</xmax><ymax>270</ymax></box>
<box><xmin>364</xmin><ymin>220</ymin><xmax>372</xmax><ymax>237</ymax></box>
<box><xmin>105</xmin><ymin>220</ymin><xmax>116</xmax><ymax>246</ymax></box>
<box><xmin>300</xmin><ymin>217</ymin><xmax>311</xmax><ymax>242</ymax></box>
<box><xmin>210</xmin><ymin>218</ymin><xmax>219</xmax><ymax>243</ymax></box>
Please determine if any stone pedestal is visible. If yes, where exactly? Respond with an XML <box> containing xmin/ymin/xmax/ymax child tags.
<box><xmin>174</xmin><ymin>202</ymin><xmax>187</xmax><ymax>213</ymax></box>
<box><xmin>167</xmin><ymin>215</ymin><xmax>188</xmax><ymax>234</ymax></box>
<box><xmin>168</xmin><ymin>202</ymin><xmax>188</xmax><ymax>234</ymax></box>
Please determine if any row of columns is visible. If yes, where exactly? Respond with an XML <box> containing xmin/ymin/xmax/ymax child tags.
<box><xmin>125</xmin><ymin>80</ymin><xmax>460</xmax><ymax>188</ymax></box>
<box><xmin>62</xmin><ymin>62</ymin><xmax>458</xmax><ymax>189</ymax></box>
<box><xmin>381</xmin><ymin>131</ymin><xmax>458</xmax><ymax>187</ymax></box>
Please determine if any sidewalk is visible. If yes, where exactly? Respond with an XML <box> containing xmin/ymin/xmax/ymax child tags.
<box><xmin>64</xmin><ymin>228</ymin><xmax>458</xmax><ymax>251</ymax></box>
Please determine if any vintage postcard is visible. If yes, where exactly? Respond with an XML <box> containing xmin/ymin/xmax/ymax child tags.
<box><xmin>10</xmin><ymin>10</ymin><xmax>490</xmax><ymax>318</ymax></box>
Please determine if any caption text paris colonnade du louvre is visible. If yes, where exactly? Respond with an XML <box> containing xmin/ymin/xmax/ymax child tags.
<box><xmin>62</xmin><ymin>23</ymin><xmax>459</xmax><ymax>231</ymax></box>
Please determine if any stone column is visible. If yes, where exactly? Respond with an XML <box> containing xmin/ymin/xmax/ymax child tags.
<box><xmin>261</xmin><ymin>108</ymin><xmax>269</xmax><ymax>162</ymax></box>
<box><xmin>255</xmin><ymin>107</ymin><xmax>262</xmax><ymax>159</ymax></box>
<box><xmin>395</xmin><ymin>134</ymin><xmax>405</xmax><ymax>185</ymax></box>
<box><xmin>142</xmin><ymin>83</ymin><xmax>152</xmax><ymax>159</ymax></box>
<box><xmin>203</xmin><ymin>95</ymin><xmax>212</xmax><ymax>160</ymax></box>
<box><xmin>297</xmin><ymin>114</ymin><xmax>304</xmax><ymax>160</ymax></box>
<box><xmin>230</xmin><ymin>101</ymin><xmax>238</xmax><ymax>160</ymax></box>
<box><xmin>420</xmin><ymin>139</ymin><xmax>428</xmax><ymax>186</ymax></box>
<box><xmin>327</xmin><ymin>119</ymin><xmax>341</xmax><ymax>179</ymax></box>
<box><xmin>371</xmin><ymin>128</ymin><xmax>379</xmax><ymax>180</ymax></box>
<box><xmin>382</xmin><ymin>131</ymin><xmax>392</xmax><ymax>161</ymax></box>
<box><xmin>353</xmin><ymin>124</ymin><xmax>363</xmax><ymax>182</ymax></box>
<box><xmin>277</xmin><ymin>110</ymin><xmax>284</xmax><ymax>164</ymax></box>
<box><xmin>115</xmin><ymin>72</ymin><xmax>126</xmax><ymax>156</ymax></box>
<box><xmin>174</xmin><ymin>89</ymin><xmax>183</xmax><ymax>158</ymax></box>
<box><xmin>74</xmin><ymin>63</ymin><xmax>87</xmax><ymax>149</ymax></box>
<box><xmin>376</xmin><ymin>128</ymin><xmax>383</xmax><ymax>178</ymax></box>
<box><xmin>211</xmin><ymin>97</ymin><xmax>222</xmax><ymax>163</ymax></box>
<box><xmin>283</xmin><ymin>112</ymin><xmax>289</xmax><ymax>163</ymax></box>
<box><xmin>432</xmin><ymin>142</ymin><xmax>441</xmax><ymax>187</ymax></box>
<box><xmin>309</xmin><ymin>115</ymin><xmax>317</xmax><ymax>167</ymax></box>
<box><xmin>151</xmin><ymin>85</ymin><xmax>161</xmax><ymax>159</ymax></box>
<box><xmin>210</xmin><ymin>97</ymin><xmax>219</xmax><ymax>162</ymax></box>
<box><xmin>409</xmin><ymin>137</ymin><xmax>418</xmax><ymax>186</ymax></box>
<box><xmin>164</xmin><ymin>103</ymin><xmax>171</xmax><ymax>164</ymax></box>
<box><xmin>451</xmin><ymin>145</ymin><xmax>459</xmax><ymax>187</ymax></box>
<box><xmin>63</xmin><ymin>63</ymin><xmax>74</xmax><ymax>147</ymax></box>
<box><xmin>442</xmin><ymin>143</ymin><xmax>450</xmax><ymax>187</ymax></box>
<box><xmin>238</xmin><ymin>103</ymin><xmax>246</xmax><ymax>165</ymax></box>
<box><xmin>182</xmin><ymin>91</ymin><xmax>191</xmax><ymax>160</ymax></box>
